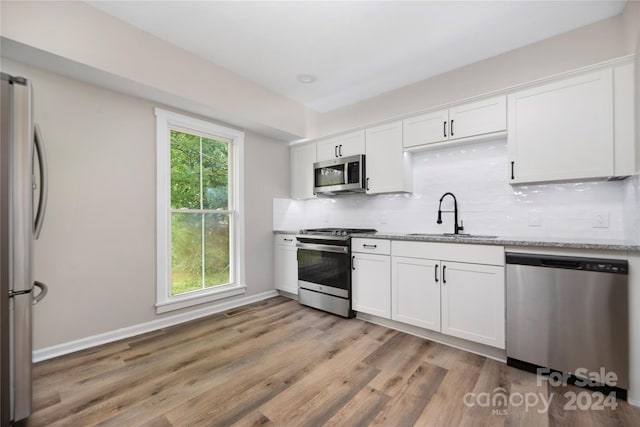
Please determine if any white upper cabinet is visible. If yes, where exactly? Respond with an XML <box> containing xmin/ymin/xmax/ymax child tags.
<box><xmin>365</xmin><ymin>121</ymin><xmax>412</xmax><ymax>194</ymax></box>
<box><xmin>402</xmin><ymin>109</ymin><xmax>449</xmax><ymax>148</ymax></box>
<box><xmin>290</xmin><ymin>143</ymin><xmax>316</xmax><ymax>200</ymax></box>
<box><xmin>403</xmin><ymin>96</ymin><xmax>506</xmax><ymax>149</ymax></box>
<box><xmin>316</xmin><ymin>137</ymin><xmax>339</xmax><ymax>162</ymax></box>
<box><xmin>316</xmin><ymin>130</ymin><xmax>365</xmax><ymax>161</ymax></box>
<box><xmin>449</xmin><ymin>96</ymin><xmax>507</xmax><ymax>140</ymax></box>
<box><xmin>507</xmin><ymin>65</ymin><xmax>635</xmax><ymax>184</ymax></box>
<box><xmin>339</xmin><ymin>130</ymin><xmax>366</xmax><ymax>157</ymax></box>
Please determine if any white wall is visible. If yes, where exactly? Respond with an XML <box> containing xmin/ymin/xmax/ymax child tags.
<box><xmin>0</xmin><ymin>0</ymin><xmax>309</xmax><ymax>140</ymax></box>
<box><xmin>275</xmin><ymin>138</ymin><xmax>639</xmax><ymax>242</ymax></box>
<box><xmin>1</xmin><ymin>59</ymin><xmax>290</xmax><ymax>351</ymax></box>
<box><xmin>307</xmin><ymin>12</ymin><xmax>630</xmax><ymax>139</ymax></box>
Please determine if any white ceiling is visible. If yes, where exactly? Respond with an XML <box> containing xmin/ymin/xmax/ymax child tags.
<box><xmin>87</xmin><ymin>1</ymin><xmax>627</xmax><ymax>113</ymax></box>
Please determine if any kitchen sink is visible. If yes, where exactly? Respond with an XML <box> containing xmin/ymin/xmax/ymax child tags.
<box><xmin>407</xmin><ymin>233</ymin><xmax>498</xmax><ymax>239</ymax></box>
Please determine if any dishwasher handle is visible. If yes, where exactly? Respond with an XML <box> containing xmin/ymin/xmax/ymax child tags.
<box><xmin>540</xmin><ymin>259</ymin><xmax>581</xmax><ymax>269</ymax></box>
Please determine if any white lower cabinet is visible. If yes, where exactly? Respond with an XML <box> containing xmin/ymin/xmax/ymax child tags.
<box><xmin>352</xmin><ymin>252</ymin><xmax>391</xmax><ymax>319</ymax></box>
<box><xmin>392</xmin><ymin>256</ymin><xmax>441</xmax><ymax>331</ymax></box>
<box><xmin>274</xmin><ymin>235</ymin><xmax>298</xmax><ymax>295</ymax></box>
<box><xmin>390</xmin><ymin>240</ymin><xmax>505</xmax><ymax>349</ymax></box>
<box><xmin>440</xmin><ymin>261</ymin><xmax>505</xmax><ymax>349</ymax></box>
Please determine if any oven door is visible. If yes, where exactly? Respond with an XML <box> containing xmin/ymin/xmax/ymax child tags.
<box><xmin>296</xmin><ymin>242</ymin><xmax>350</xmax><ymax>298</ymax></box>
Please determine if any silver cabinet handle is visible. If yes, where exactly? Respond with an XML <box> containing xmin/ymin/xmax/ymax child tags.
<box><xmin>442</xmin><ymin>265</ymin><xmax>447</xmax><ymax>284</ymax></box>
<box><xmin>33</xmin><ymin>281</ymin><xmax>48</xmax><ymax>305</ymax></box>
<box><xmin>283</xmin><ymin>238</ymin><xmax>293</xmax><ymax>242</ymax></box>
<box><xmin>362</xmin><ymin>244</ymin><xmax>377</xmax><ymax>249</ymax></box>
<box><xmin>352</xmin><ymin>255</ymin><xmax>355</xmax><ymax>270</ymax></box>
<box><xmin>434</xmin><ymin>265</ymin><xmax>439</xmax><ymax>283</ymax></box>
<box><xmin>34</xmin><ymin>124</ymin><xmax>48</xmax><ymax>240</ymax></box>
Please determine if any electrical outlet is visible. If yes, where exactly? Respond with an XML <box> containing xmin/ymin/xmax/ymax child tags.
<box><xmin>592</xmin><ymin>211</ymin><xmax>609</xmax><ymax>228</ymax></box>
<box><xmin>380</xmin><ymin>214</ymin><xmax>387</xmax><ymax>224</ymax></box>
<box><xmin>323</xmin><ymin>213</ymin><xmax>330</xmax><ymax>223</ymax></box>
<box><xmin>528</xmin><ymin>210</ymin><xmax>542</xmax><ymax>227</ymax></box>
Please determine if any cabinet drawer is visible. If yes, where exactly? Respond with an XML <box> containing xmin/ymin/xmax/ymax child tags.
<box><xmin>352</xmin><ymin>238</ymin><xmax>391</xmax><ymax>255</ymax></box>
<box><xmin>392</xmin><ymin>240</ymin><xmax>504</xmax><ymax>266</ymax></box>
<box><xmin>275</xmin><ymin>234</ymin><xmax>297</xmax><ymax>246</ymax></box>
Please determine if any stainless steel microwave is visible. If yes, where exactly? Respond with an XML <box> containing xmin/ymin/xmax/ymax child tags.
<box><xmin>314</xmin><ymin>154</ymin><xmax>366</xmax><ymax>196</ymax></box>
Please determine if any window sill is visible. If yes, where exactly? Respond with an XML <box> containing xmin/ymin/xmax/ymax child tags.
<box><xmin>156</xmin><ymin>283</ymin><xmax>247</xmax><ymax>314</ymax></box>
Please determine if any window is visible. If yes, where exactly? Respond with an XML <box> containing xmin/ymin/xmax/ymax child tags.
<box><xmin>155</xmin><ymin>108</ymin><xmax>245</xmax><ymax>313</ymax></box>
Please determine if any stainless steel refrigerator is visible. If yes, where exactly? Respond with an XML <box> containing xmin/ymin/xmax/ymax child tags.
<box><xmin>1</xmin><ymin>72</ymin><xmax>49</xmax><ymax>424</ymax></box>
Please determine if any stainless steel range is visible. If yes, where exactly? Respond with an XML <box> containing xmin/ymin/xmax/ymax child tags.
<box><xmin>296</xmin><ymin>228</ymin><xmax>376</xmax><ymax>318</ymax></box>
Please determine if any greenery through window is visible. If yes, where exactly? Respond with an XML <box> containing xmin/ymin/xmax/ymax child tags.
<box><xmin>170</xmin><ymin>129</ymin><xmax>232</xmax><ymax>295</ymax></box>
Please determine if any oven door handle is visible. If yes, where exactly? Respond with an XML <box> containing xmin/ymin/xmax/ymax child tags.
<box><xmin>296</xmin><ymin>242</ymin><xmax>349</xmax><ymax>254</ymax></box>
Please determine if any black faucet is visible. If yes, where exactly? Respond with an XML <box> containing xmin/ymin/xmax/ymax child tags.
<box><xmin>437</xmin><ymin>192</ymin><xmax>464</xmax><ymax>234</ymax></box>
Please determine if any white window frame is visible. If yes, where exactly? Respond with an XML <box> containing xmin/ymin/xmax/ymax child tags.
<box><xmin>155</xmin><ymin>108</ymin><xmax>245</xmax><ymax>314</ymax></box>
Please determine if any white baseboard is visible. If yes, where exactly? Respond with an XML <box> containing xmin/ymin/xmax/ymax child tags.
<box><xmin>33</xmin><ymin>290</ymin><xmax>279</xmax><ymax>363</ymax></box>
<box><xmin>356</xmin><ymin>312</ymin><xmax>506</xmax><ymax>362</ymax></box>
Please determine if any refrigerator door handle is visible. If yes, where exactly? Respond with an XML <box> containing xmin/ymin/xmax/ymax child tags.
<box><xmin>32</xmin><ymin>281</ymin><xmax>48</xmax><ymax>305</ymax></box>
<box><xmin>33</xmin><ymin>124</ymin><xmax>48</xmax><ymax>240</ymax></box>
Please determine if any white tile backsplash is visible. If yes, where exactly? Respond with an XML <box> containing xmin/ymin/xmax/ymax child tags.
<box><xmin>274</xmin><ymin>138</ymin><xmax>640</xmax><ymax>242</ymax></box>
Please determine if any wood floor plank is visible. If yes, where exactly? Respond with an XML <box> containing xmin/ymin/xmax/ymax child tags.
<box><xmin>505</xmin><ymin>365</ymin><xmax>550</xmax><ymax>427</ymax></box>
<box><xmin>413</xmin><ymin>361</ymin><xmax>481</xmax><ymax>426</ymax></box>
<box><xmin>43</xmin><ymin>318</ymin><xmax>320</xmax><ymax>426</ymax></box>
<box><xmin>365</xmin><ymin>332</ymin><xmax>433</xmax><ymax>396</ymax></box>
<box><xmin>229</xmin><ymin>410</ymin><xmax>275</xmax><ymax>427</ymax></box>
<box><xmin>422</xmin><ymin>341</ymin><xmax>486</xmax><ymax>371</ymax></box>
<box><xmin>137</xmin><ymin>414</ymin><xmax>173</xmax><ymax>427</ymax></box>
<box><xmin>268</xmin><ymin>362</ymin><xmax>379</xmax><ymax>427</ymax></box>
<box><xmin>259</xmin><ymin>333</ymin><xmax>382</xmax><ymax>424</ymax></box>
<box><xmin>547</xmin><ymin>384</ymin><xmax>625</xmax><ymax>427</ymax></box>
<box><xmin>324</xmin><ymin>385</ymin><xmax>391</xmax><ymax>427</ymax></box>
<box><xmin>161</xmin><ymin>328</ymin><xmax>334</xmax><ymax>426</ymax></box>
<box><xmin>369</xmin><ymin>363</ymin><xmax>448</xmax><ymax>426</ymax></box>
<box><xmin>458</xmin><ymin>358</ymin><xmax>509</xmax><ymax>426</ymax></box>
<box><xmin>24</xmin><ymin>297</ymin><xmax>640</xmax><ymax>427</ymax></box>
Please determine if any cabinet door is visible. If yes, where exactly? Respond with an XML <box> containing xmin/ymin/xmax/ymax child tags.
<box><xmin>275</xmin><ymin>243</ymin><xmax>298</xmax><ymax>295</ymax></box>
<box><xmin>402</xmin><ymin>109</ymin><xmax>449</xmax><ymax>148</ymax></box>
<box><xmin>291</xmin><ymin>143</ymin><xmax>317</xmax><ymax>199</ymax></box>
<box><xmin>316</xmin><ymin>137</ymin><xmax>340</xmax><ymax>161</ymax></box>
<box><xmin>508</xmin><ymin>69</ymin><xmax>614</xmax><ymax>184</ymax></box>
<box><xmin>391</xmin><ymin>256</ymin><xmax>440</xmax><ymax>331</ymax></box>
<box><xmin>449</xmin><ymin>96</ymin><xmax>506</xmax><ymax>140</ymax></box>
<box><xmin>338</xmin><ymin>130</ymin><xmax>366</xmax><ymax>157</ymax></box>
<box><xmin>352</xmin><ymin>253</ymin><xmax>391</xmax><ymax>318</ymax></box>
<box><xmin>365</xmin><ymin>121</ymin><xmax>412</xmax><ymax>194</ymax></box>
<box><xmin>441</xmin><ymin>262</ymin><xmax>505</xmax><ymax>349</ymax></box>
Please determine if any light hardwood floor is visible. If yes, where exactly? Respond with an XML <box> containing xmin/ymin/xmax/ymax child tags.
<box><xmin>24</xmin><ymin>296</ymin><xmax>640</xmax><ymax>426</ymax></box>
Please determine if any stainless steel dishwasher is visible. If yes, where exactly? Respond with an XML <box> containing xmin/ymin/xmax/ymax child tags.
<box><xmin>506</xmin><ymin>253</ymin><xmax>629</xmax><ymax>394</ymax></box>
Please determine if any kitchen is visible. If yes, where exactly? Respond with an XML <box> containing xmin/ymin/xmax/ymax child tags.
<box><xmin>1</xmin><ymin>1</ymin><xmax>640</xmax><ymax>425</ymax></box>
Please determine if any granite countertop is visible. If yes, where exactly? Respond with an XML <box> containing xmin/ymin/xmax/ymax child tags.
<box><xmin>273</xmin><ymin>230</ymin><xmax>640</xmax><ymax>252</ymax></box>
